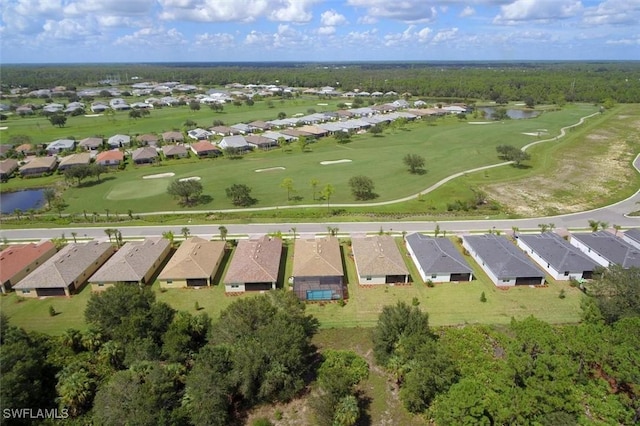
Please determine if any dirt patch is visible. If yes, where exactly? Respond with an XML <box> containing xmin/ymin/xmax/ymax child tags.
<box><xmin>484</xmin><ymin>115</ymin><xmax>639</xmax><ymax>217</ymax></box>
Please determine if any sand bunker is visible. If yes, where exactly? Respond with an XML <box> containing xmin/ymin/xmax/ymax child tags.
<box><xmin>179</xmin><ymin>176</ymin><xmax>201</xmax><ymax>182</ymax></box>
<box><xmin>255</xmin><ymin>167</ymin><xmax>286</xmax><ymax>172</ymax></box>
<box><xmin>143</xmin><ymin>172</ymin><xmax>175</xmax><ymax>179</ymax></box>
<box><xmin>0</xmin><ymin>127</ymin><xmax>7</xmax><ymax>130</ymax></box>
<box><xmin>468</xmin><ymin>122</ymin><xmax>493</xmax><ymax>125</ymax></box>
<box><xmin>320</xmin><ymin>159</ymin><xmax>352</xmax><ymax>165</ymax></box>
<box><xmin>317</xmin><ymin>103</ymin><xmax>328</xmax><ymax>106</ymax></box>
<box><xmin>84</xmin><ymin>114</ymin><xmax>103</xmax><ymax>117</ymax></box>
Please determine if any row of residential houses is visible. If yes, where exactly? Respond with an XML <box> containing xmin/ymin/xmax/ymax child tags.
<box><xmin>3</xmin><ymin>229</ymin><xmax>639</xmax><ymax>300</ymax></box>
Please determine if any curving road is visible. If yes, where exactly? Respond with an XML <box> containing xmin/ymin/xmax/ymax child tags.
<box><xmin>1</xmin><ymin>113</ymin><xmax>638</xmax><ymax>241</ymax></box>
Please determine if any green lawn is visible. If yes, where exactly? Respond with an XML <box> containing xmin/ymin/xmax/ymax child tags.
<box><xmin>0</xmin><ymin>237</ymin><xmax>583</xmax><ymax>335</ymax></box>
<box><xmin>1</xmin><ymin>103</ymin><xmax>601</xmax><ymax>215</ymax></box>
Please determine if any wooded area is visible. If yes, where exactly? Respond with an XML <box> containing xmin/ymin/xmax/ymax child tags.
<box><xmin>2</xmin><ymin>61</ymin><xmax>640</xmax><ymax>104</ymax></box>
<box><xmin>1</xmin><ymin>266</ymin><xmax>638</xmax><ymax>425</ymax></box>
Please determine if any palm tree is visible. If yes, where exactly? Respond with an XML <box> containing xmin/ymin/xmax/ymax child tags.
<box><xmin>115</xmin><ymin>230</ymin><xmax>123</xmax><ymax>247</ymax></box>
<box><xmin>333</xmin><ymin>394</ymin><xmax>360</xmax><ymax>426</ymax></box>
<box><xmin>322</xmin><ymin>184</ymin><xmax>335</xmax><ymax>212</ymax></box>
<box><xmin>13</xmin><ymin>208</ymin><xmax>22</xmax><ymax>220</ymax></box>
<box><xmin>310</xmin><ymin>178</ymin><xmax>320</xmax><ymax>200</ymax></box>
<box><xmin>104</xmin><ymin>208</ymin><xmax>110</xmax><ymax>220</ymax></box>
<box><xmin>538</xmin><ymin>223</ymin><xmax>549</xmax><ymax>233</ymax></box>
<box><xmin>98</xmin><ymin>341</ymin><xmax>124</xmax><ymax>369</ymax></box>
<box><xmin>82</xmin><ymin>209</ymin><xmax>88</xmax><ymax>221</ymax></box>
<box><xmin>613</xmin><ymin>224</ymin><xmax>622</xmax><ymax>236</ymax></box>
<box><xmin>588</xmin><ymin>220</ymin><xmax>600</xmax><ymax>232</ymax></box>
<box><xmin>599</xmin><ymin>221</ymin><xmax>609</xmax><ymax>231</ymax></box>
<box><xmin>81</xmin><ymin>328</ymin><xmax>104</xmax><ymax>352</ymax></box>
<box><xmin>27</xmin><ymin>208</ymin><xmax>36</xmax><ymax>221</ymax></box>
<box><xmin>60</xmin><ymin>328</ymin><xmax>83</xmax><ymax>352</ymax></box>
<box><xmin>71</xmin><ymin>232</ymin><xmax>77</xmax><ymax>243</ymax></box>
<box><xmin>43</xmin><ymin>187</ymin><xmax>56</xmax><ymax>209</ymax></box>
<box><xmin>290</xmin><ymin>227</ymin><xmax>297</xmax><ymax>241</ymax></box>
<box><xmin>181</xmin><ymin>227</ymin><xmax>191</xmax><ymax>240</ymax></box>
<box><xmin>162</xmin><ymin>230</ymin><xmax>175</xmax><ymax>246</ymax></box>
<box><xmin>56</xmin><ymin>367</ymin><xmax>95</xmax><ymax>417</ymax></box>
<box><xmin>104</xmin><ymin>229</ymin><xmax>114</xmax><ymax>244</ymax></box>
<box><xmin>218</xmin><ymin>226</ymin><xmax>228</xmax><ymax>241</ymax></box>
<box><xmin>127</xmin><ymin>209</ymin><xmax>134</xmax><ymax>220</ymax></box>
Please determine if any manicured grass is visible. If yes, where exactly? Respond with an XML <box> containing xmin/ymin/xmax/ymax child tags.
<box><xmin>1</xmin><ymin>237</ymin><xmax>583</xmax><ymax>335</ymax></box>
<box><xmin>2</xmin><ymin>103</ymin><xmax>601</xmax><ymax>215</ymax></box>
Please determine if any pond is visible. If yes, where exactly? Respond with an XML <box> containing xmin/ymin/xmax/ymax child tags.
<box><xmin>0</xmin><ymin>189</ymin><xmax>46</xmax><ymax>214</ymax></box>
<box><xmin>478</xmin><ymin>107</ymin><xmax>541</xmax><ymax>120</ymax></box>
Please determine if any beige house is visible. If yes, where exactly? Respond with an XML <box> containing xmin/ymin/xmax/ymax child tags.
<box><xmin>0</xmin><ymin>241</ymin><xmax>57</xmax><ymax>293</ymax></box>
<box><xmin>89</xmin><ymin>237</ymin><xmax>171</xmax><ymax>291</ymax></box>
<box><xmin>224</xmin><ymin>235</ymin><xmax>282</xmax><ymax>293</ymax></box>
<box><xmin>157</xmin><ymin>237</ymin><xmax>225</xmax><ymax>289</ymax></box>
<box><xmin>13</xmin><ymin>241</ymin><xmax>115</xmax><ymax>297</ymax></box>
<box><xmin>19</xmin><ymin>156</ymin><xmax>57</xmax><ymax>177</ymax></box>
<box><xmin>58</xmin><ymin>152</ymin><xmax>91</xmax><ymax>171</ymax></box>
<box><xmin>291</xmin><ymin>236</ymin><xmax>344</xmax><ymax>301</ymax></box>
<box><xmin>351</xmin><ymin>235</ymin><xmax>410</xmax><ymax>285</ymax></box>
<box><xmin>0</xmin><ymin>159</ymin><xmax>19</xmax><ymax>181</ymax></box>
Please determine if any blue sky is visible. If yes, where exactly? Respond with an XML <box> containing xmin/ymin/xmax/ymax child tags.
<box><xmin>1</xmin><ymin>0</ymin><xmax>639</xmax><ymax>63</ymax></box>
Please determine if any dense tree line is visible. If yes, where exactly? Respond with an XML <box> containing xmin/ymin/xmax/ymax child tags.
<box><xmin>2</xmin><ymin>62</ymin><xmax>640</xmax><ymax>104</ymax></box>
<box><xmin>372</xmin><ymin>268</ymin><xmax>640</xmax><ymax>424</ymax></box>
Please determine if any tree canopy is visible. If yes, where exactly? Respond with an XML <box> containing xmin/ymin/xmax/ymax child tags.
<box><xmin>348</xmin><ymin>175</ymin><xmax>376</xmax><ymax>200</ymax></box>
<box><xmin>167</xmin><ymin>179</ymin><xmax>203</xmax><ymax>205</ymax></box>
<box><xmin>225</xmin><ymin>183</ymin><xmax>255</xmax><ymax>206</ymax></box>
<box><xmin>403</xmin><ymin>153</ymin><xmax>426</xmax><ymax>174</ymax></box>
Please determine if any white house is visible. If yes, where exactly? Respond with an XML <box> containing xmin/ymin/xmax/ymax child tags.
<box><xmin>516</xmin><ymin>233</ymin><xmax>598</xmax><ymax>280</ymax></box>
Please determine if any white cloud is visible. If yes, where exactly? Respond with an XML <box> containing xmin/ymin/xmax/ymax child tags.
<box><xmin>347</xmin><ymin>0</ymin><xmax>437</xmax><ymax>23</ymax></box>
<box><xmin>195</xmin><ymin>32</ymin><xmax>236</xmax><ymax>47</ymax></box>
<box><xmin>244</xmin><ymin>30</ymin><xmax>272</xmax><ymax>46</ymax></box>
<box><xmin>605</xmin><ymin>37</ymin><xmax>640</xmax><ymax>46</ymax></box>
<box><xmin>159</xmin><ymin>0</ymin><xmax>318</xmax><ymax>23</ymax></box>
<box><xmin>494</xmin><ymin>0</ymin><xmax>582</xmax><ymax>24</ymax></box>
<box><xmin>320</xmin><ymin>9</ymin><xmax>347</xmax><ymax>26</ymax></box>
<box><xmin>432</xmin><ymin>28</ymin><xmax>459</xmax><ymax>43</ymax></box>
<box><xmin>38</xmin><ymin>18</ymin><xmax>95</xmax><ymax>41</ymax></box>
<box><xmin>384</xmin><ymin>25</ymin><xmax>432</xmax><ymax>46</ymax></box>
<box><xmin>583</xmin><ymin>0</ymin><xmax>640</xmax><ymax>25</ymax></box>
<box><xmin>114</xmin><ymin>26</ymin><xmax>186</xmax><ymax>46</ymax></box>
<box><xmin>317</xmin><ymin>26</ymin><xmax>336</xmax><ymax>35</ymax></box>
<box><xmin>460</xmin><ymin>6</ymin><xmax>475</xmax><ymax>18</ymax></box>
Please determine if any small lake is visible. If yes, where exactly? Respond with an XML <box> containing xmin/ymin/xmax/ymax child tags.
<box><xmin>478</xmin><ymin>107</ymin><xmax>541</xmax><ymax>120</ymax></box>
<box><xmin>0</xmin><ymin>189</ymin><xmax>46</xmax><ymax>214</ymax></box>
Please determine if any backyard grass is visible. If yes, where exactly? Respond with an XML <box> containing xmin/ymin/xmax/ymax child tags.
<box><xmin>0</xmin><ymin>237</ymin><xmax>583</xmax><ymax>335</ymax></box>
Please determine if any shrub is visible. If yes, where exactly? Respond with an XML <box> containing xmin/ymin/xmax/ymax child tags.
<box><xmin>559</xmin><ymin>289</ymin><xmax>566</xmax><ymax>299</ymax></box>
<box><xmin>480</xmin><ymin>292</ymin><xmax>487</xmax><ymax>303</ymax></box>
<box><xmin>426</xmin><ymin>280</ymin><xmax>435</xmax><ymax>288</ymax></box>
<box><xmin>48</xmin><ymin>305</ymin><xmax>56</xmax><ymax>316</ymax></box>
<box><xmin>412</xmin><ymin>297</ymin><xmax>420</xmax><ymax>306</ymax></box>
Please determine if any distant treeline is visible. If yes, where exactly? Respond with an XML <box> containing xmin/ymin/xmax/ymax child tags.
<box><xmin>2</xmin><ymin>61</ymin><xmax>640</xmax><ymax>104</ymax></box>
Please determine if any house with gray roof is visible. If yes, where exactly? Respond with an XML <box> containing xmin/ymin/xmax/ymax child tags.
<box><xmin>46</xmin><ymin>139</ymin><xmax>75</xmax><ymax>155</ymax></box>
<box><xmin>158</xmin><ymin>237</ymin><xmax>225</xmax><ymax>289</ymax></box>
<box><xmin>108</xmin><ymin>134</ymin><xmax>131</xmax><ymax>148</ymax></box>
<box><xmin>462</xmin><ymin>234</ymin><xmax>545</xmax><ymax>286</ymax></box>
<box><xmin>569</xmin><ymin>231</ymin><xmax>640</xmax><ymax>268</ymax></box>
<box><xmin>622</xmin><ymin>228</ymin><xmax>640</xmax><ymax>250</ymax></box>
<box><xmin>187</xmin><ymin>128</ymin><xmax>213</xmax><ymax>140</ymax></box>
<box><xmin>223</xmin><ymin>235</ymin><xmax>282</xmax><ymax>293</ymax></box>
<box><xmin>13</xmin><ymin>241</ymin><xmax>115</xmax><ymax>297</ymax></box>
<box><xmin>219</xmin><ymin>135</ymin><xmax>251</xmax><ymax>151</ymax></box>
<box><xmin>262</xmin><ymin>131</ymin><xmax>297</xmax><ymax>143</ymax></box>
<box><xmin>89</xmin><ymin>237</ymin><xmax>171</xmax><ymax>290</ymax></box>
<box><xmin>406</xmin><ymin>233</ymin><xmax>473</xmax><ymax>283</ymax></box>
<box><xmin>292</xmin><ymin>236</ymin><xmax>344</xmax><ymax>301</ymax></box>
<box><xmin>230</xmin><ymin>123</ymin><xmax>254</xmax><ymax>134</ymax></box>
<box><xmin>351</xmin><ymin>235</ymin><xmax>409</xmax><ymax>285</ymax></box>
<box><xmin>516</xmin><ymin>232</ymin><xmax>598</xmax><ymax>280</ymax></box>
